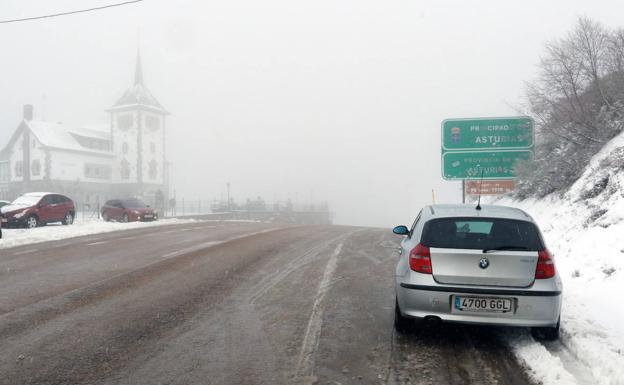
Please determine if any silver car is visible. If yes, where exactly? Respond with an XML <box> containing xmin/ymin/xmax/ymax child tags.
<box><xmin>393</xmin><ymin>204</ymin><xmax>562</xmax><ymax>339</ymax></box>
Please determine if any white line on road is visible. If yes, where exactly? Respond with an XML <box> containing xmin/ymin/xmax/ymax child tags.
<box><xmin>86</xmin><ymin>241</ymin><xmax>108</xmax><ymax>246</ymax></box>
<box><xmin>13</xmin><ymin>249</ymin><xmax>39</xmax><ymax>255</ymax></box>
<box><xmin>295</xmin><ymin>238</ymin><xmax>346</xmax><ymax>384</ymax></box>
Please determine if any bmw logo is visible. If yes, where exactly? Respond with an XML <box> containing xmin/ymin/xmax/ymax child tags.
<box><xmin>479</xmin><ymin>258</ymin><xmax>490</xmax><ymax>269</ymax></box>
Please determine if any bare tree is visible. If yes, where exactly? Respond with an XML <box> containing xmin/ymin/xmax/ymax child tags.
<box><xmin>515</xmin><ymin>17</ymin><xmax>624</xmax><ymax>198</ymax></box>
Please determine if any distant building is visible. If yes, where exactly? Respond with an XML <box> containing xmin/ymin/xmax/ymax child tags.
<box><xmin>0</xmin><ymin>52</ymin><xmax>170</xmax><ymax>210</ymax></box>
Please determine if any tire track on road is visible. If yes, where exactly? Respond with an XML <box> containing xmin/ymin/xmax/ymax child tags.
<box><xmin>247</xmin><ymin>232</ymin><xmax>351</xmax><ymax>304</ymax></box>
<box><xmin>294</xmin><ymin>238</ymin><xmax>347</xmax><ymax>384</ymax></box>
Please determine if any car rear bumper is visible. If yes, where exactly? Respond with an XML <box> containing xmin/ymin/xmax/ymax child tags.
<box><xmin>396</xmin><ymin>281</ymin><xmax>562</xmax><ymax>328</ymax></box>
<box><xmin>137</xmin><ymin>215</ymin><xmax>158</xmax><ymax>221</ymax></box>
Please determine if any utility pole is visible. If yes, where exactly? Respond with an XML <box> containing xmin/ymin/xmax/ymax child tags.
<box><xmin>226</xmin><ymin>182</ymin><xmax>231</xmax><ymax>211</ymax></box>
<box><xmin>462</xmin><ymin>180</ymin><xmax>466</xmax><ymax>204</ymax></box>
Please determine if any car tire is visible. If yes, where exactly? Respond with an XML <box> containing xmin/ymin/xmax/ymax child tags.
<box><xmin>394</xmin><ymin>299</ymin><xmax>412</xmax><ymax>333</ymax></box>
<box><xmin>25</xmin><ymin>215</ymin><xmax>38</xmax><ymax>229</ymax></box>
<box><xmin>122</xmin><ymin>213</ymin><xmax>129</xmax><ymax>223</ymax></box>
<box><xmin>62</xmin><ymin>212</ymin><xmax>74</xmax><ymax>225</ymax></box>
<box><xmin>531</xmin><ymin>317</ymin><xmax>560</xmax><ymax>341</ymax></box>
<box><xmin>102</xmin><ymin>212</ymin><xmax>110</xmax><ymax>222</ymax></box>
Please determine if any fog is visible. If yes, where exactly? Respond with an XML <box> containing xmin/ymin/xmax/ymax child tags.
<box><xmin>1</xmin><ymin>0</ymin><xmax>623</xmax><ymax>227</ymax></box>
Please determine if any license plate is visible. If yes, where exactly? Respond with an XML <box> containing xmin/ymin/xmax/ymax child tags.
<box><xmin>454</xmin><ymin>296</ymin><xmax>512</xmax><ymax>312</ymax></box>
<box><xmin>144</xmin><ymin>215</ymin><xmax>153</xmax><ymax>218</ymax></box>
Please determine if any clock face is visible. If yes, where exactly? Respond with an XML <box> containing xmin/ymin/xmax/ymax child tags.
<box><xmin>117</xmin><ymin>114</ymin><xmax>133</xmax><ymax>131</ymax></box>
<box><xmin>146</xmin><ymin>115</ymin><xmax>160</xmax><ymax>131</ymax></box>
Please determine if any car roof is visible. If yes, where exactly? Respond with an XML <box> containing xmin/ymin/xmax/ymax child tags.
<box><xmin>422</xmin><ymin>204</ymin><xmax>534</xmax><ymax>222</ymax></box>
<box><xmin>23</xmin><ymin>192</ymin><xmax>56</xmax><ymax>197</ymax></box>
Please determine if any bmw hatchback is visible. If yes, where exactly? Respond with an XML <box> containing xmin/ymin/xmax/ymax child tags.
<box><xmin>392</xmin><ymin>204</ymin><xmax>562</xmax><ymax>339</ymax></box>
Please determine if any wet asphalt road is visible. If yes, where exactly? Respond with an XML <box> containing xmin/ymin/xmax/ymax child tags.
<box><xmin>0</xmin><ymin>222</ymin><xmax>533</xmax><ymax>385</ymax></box>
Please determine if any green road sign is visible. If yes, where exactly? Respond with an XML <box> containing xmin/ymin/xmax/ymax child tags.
<box><xmin>442</xmin><ymin>150</ymin><xmax>533</xmax><ymax>180</ymax></box>
<box><xmin>442</xmin><ymin>117</ymin><xmax>534</xmax><ymax>151</ymax></box>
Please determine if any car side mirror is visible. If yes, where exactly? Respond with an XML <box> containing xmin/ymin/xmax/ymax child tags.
<box><xmin>392</xmin><ymin>225</ymin><xmax>410</xmax><ymax>236</ymax></box>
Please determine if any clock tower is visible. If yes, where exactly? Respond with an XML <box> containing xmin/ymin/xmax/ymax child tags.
<box><xmin>108</xmin><ymin>50</ymin><xmax>169</xmax><ymax>199</ymax></box>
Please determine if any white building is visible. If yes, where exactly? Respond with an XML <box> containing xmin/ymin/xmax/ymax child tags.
<box><xmin>0</xmin><ymin>53</ymin><xmax>169</xmax><ymax>210</ymax></box>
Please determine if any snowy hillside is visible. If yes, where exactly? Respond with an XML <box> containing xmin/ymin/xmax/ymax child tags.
<box><xmin>494</xmin><ymin>131</ymin><xmax>624</xmax><ymax>385</ymax></box>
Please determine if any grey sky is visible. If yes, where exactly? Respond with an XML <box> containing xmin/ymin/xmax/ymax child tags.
<box><xmin>1</xmin><ymin>0</ymin><xmax>623</xmax><ymax>227</ymax></box>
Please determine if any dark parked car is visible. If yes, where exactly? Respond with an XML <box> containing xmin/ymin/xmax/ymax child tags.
<box><xmin>101</xmin><ymin>198</ymin><xmax>158</xmax><ymax>222</ymax></box>
<box><xmin>0</xmin><ymin>192</ymin><xmax>75</xmax><ymax>228</ymax></box>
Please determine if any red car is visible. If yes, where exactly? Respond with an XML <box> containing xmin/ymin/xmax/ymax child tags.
<box><xmin>101</xmin><ymin>198</ymin><xmax>158</xmax><ymax>222</ymax></box>
<box><xmin>0</xmin><ymin>192</ymin><xmax>75</xmax><ymax>228</ymax></box>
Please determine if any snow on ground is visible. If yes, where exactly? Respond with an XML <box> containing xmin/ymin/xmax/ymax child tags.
<box><xmin>490</xmin><ymin>131</ymin><xmax>624</xmax><ymax>385</ymax></box>
<box><xmin>0</xmin><ymin>217</ymin><xmax>200</xmax><ymax>250</ymax></box>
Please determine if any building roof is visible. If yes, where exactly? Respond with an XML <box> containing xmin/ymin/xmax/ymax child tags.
<box><xmin>109</xmin><ymin>50</ymin><xmax>167</xmax><ymax>113</ymax></box>
<box><xmin>423</xmin><ymin>204</ymin><xmax>534</xmax><ymax>222</ymax></box>
<box><xmin>27</xmin><ymin>120</ymin><xmax>112</xmax><ymax>156</ymax></box>
<box><xmin>67</xmin><ymin>124</ymin><xmax>110</xmax><ymax>140</ymax></box>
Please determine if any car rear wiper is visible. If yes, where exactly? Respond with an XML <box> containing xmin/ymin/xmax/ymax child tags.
<box><xmin>482</xmin><ymin>245</ymin><xmax>530</xmax><ymax>253</ymax></box>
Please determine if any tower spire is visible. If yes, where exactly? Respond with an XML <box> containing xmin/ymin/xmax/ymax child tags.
<box><xmin>134</xmin><ymin>48</ymin><xmax>144</xmax><ymax>85</ymax></box>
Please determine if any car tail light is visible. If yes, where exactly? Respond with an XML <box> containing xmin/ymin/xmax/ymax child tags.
<box><xmin>535</xmin><ymin>249</ymin><xmax>556</xmax><ymax>279</ymax></box>
<box><xmin>409</xmin><ymin>243</ymin><xmax>432</xmax><ymax>274</ymax></box>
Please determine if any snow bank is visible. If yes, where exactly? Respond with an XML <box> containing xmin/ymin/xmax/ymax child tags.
<box><xmin>493</xmin><ymin>130</ymin><xmax>624</xmax><ymax>385</ymax></box>
<box><xmin>0</xmin><ymin>218</ymin><xmax>200</xmax><ymax>250</ymax></box>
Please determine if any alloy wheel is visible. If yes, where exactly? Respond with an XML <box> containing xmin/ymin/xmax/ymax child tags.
<box><xmin>26</xmin><ymin>216</ymin><xmax>37</xmax><ymax>229</ymax></box>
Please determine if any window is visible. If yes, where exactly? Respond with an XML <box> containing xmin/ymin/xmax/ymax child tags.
<box><xmin>51</xmin><ymin>195</ymin><xmax>66</xmax><ymax>204</ymax></box>
<box><xmin>15</xmin><ymin>161</ymin><xmax>23</xmax><ymax>177</ymax></box>
<box><xmin>149</xmin><ymin>159</ymin><xmax>157</xmax><ymax>180</ymax></box>
<box><xmin>84</xmin><ymin>164</ymin><xmax>111</xmax><ymax>179</ymax></box>
<box><xmin>0</xmin><ymin>162</ymin><xmax>9</xmax><ymax>182</ymax></box>
<box><xmin>117</xmin><ymin>114</ymin><xmax>133</xmax><ymax>131</ymax></box>
<box><xmin>122</xmin><ymin>142</ymin><xmax>129</xmax><ymax>154</ymax></box>
<box><xmin>31</xmin><ymin>159</ymin><xmax>41</xmax><ymax>176</ymax></box>
<box><xmin>41</xmin><ymin>195</ymin><xmax>55</xmax><ymax>206</ymax></box>
<box><xmin>120</xmin><ymin>159</ymin><xmax>130</xmax><ymax>180</ymax></box>
<box><xmin>150</xmin><ymin>142</ymin><xmax>156</xmax><ymax>154</ymax></box>
<box><xmin>146</xmin><ymin>115</ymin><xmax>160</xmax><ymax>131</ymax></box>
<box><xmin>410</xmin><ymin>210</ymin><xmax>423</xmax><ymax>235</ymax></box>
<box><xmin>420</xmin><ymin>217</ymin><xmax>543</xmax><ymax>251</ymax></box>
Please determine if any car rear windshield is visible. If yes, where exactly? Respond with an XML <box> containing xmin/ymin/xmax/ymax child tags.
<box><xmin>421</xmin><ymin>217</ymin><xmax>544</xmax><ymax>251</ymax></box>
<box><xmin>122</xmin><ymin>199</ymin><xmax>147</xmax><ymax>209</ymax></box>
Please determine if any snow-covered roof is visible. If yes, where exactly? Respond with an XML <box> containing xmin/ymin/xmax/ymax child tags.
<box><xmin>26</xmin><ymin>120</ymin><xmax>112</xmax><ymax>156</ymax></box>
<box><xmin>67</xmin><ymin>124</ymin><xmax>110</xmax><ymax>140</ymax></box>
<box><xmin>23</xmin><ymin>191</ymin><xmax>54</xmax><ymax>197</ymax></box>
<box><xmin>111</xmin><ymin>83</ymin><xmax>166</xmax><ymax>112</ymax></box>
